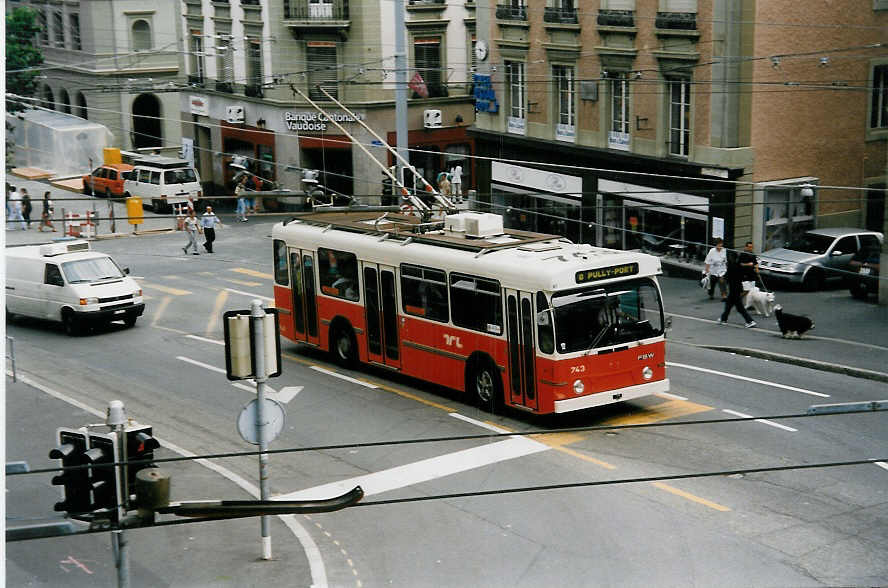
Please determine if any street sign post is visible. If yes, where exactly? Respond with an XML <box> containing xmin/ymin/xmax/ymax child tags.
<box><xmin>224</xmin><ymin>300</ymin><xmax>283</xmax><ymax>560</ymax></box>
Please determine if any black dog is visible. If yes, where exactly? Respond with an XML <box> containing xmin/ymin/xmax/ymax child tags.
<box><xmin>774</xmin><ymin>305</ymin><xmax>815</xmax><ymax>339</ymax></box>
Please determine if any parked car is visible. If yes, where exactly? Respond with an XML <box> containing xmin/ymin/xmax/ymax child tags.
<box><xmin>82</xmin><ymin>163</ymin><xmax>134</xmax><ymax>198</ymax></box>
<box><xmin>848</xmin><ymin>243</ymin><xmax>881</xmax><ymax>300</ymax></box>
<box><xmin>759</xmin><ymin>228</ymin><xmax>884</xmax><ymax>291</ymax></box>
<box><xmin>122</xmin><ymin>156</ymin><xmax>201</xmax><ymax>214</ymax></box>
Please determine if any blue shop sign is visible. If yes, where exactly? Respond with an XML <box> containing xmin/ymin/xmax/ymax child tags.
<box><xmin>473</xmin><ymin>74</ymin><xmax>499</xmax><ymax>113</ymax></box>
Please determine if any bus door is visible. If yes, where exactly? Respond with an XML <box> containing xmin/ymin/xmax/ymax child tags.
<box><xmin>362</xmin><ymin>263</ymin><xmax>401</xmax><ymax>369</ymax></box>
<box><xmin>289</xmin><ymin>250</ymin><xmax>320</xmax><ymax>346</ymax></box>
<box><xmin>505</xmin><ymin>289</ymin><xmax>538</xmax><ymax>411</ymax></box>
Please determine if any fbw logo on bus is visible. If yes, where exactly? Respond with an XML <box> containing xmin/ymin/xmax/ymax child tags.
<box><xmin>443</xmin><ymin>334</ymin><xmax>463</xmax><ymax>349</ymax></box>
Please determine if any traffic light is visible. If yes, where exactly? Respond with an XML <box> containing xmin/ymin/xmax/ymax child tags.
<box><xmin>50</xmin><ymin>429</ymin><xmax>92</xmax><ymax>515</ymax></box>
<box><xmin>84</xmin><ymin>431</ymin><xmax>119</xmax><ymax>516</ymax></box>
<box><xmin>49</xmin><ymin>429</ymin><xmax>119</xmax><ymax>518</ymax></box>
<box><xmin>124</xmin><ymin>425</ymin><xmax>160</xmax><ymax>508</ymax></box>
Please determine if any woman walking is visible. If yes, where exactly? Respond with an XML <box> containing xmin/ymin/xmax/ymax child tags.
<box><xmin>39</xmin><ymin>191</ymin><xmax>57</xmax><ymax>232</ymax></box>
<box><xmin>182</xmin><ymin>208</ymin><xmax>202</xmax><ymax>254</ymax></box>
<box><xmin>21</xmin><ymin>189</ymin><xmax>33</xmax><ymax>229</ymax></box>
<box><xmin>703</xmin><ymin>238</ymin><xmax>728</xmax><ymax>300</ymax></box>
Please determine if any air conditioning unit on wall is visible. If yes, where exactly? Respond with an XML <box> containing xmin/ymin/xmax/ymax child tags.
<box><xmin>226</xmin><ymin>105</ymin><xmax>245</xmax><ymax>124</ymax></box>
<box><xmin>423</xmin><ymin>109</ymin><xmax>442</xmax><ymax>128</ymax></box>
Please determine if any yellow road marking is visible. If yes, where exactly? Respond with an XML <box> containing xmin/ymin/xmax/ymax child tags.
<box><xmin>598</xmin><ymin>398</ymin><xmax>713</xmax><ymax>427</ymax></box>
<box><xmin>151</xmin><ymin>296</ymin><xmax>173</xmax><ymax>327</ymax></box>
<box><xmin>141</xmin><ymin>282</ymin><xmax>191</xmax><ymax>296</ymax></box>
<box><xmin>206</xmin><ymin>290</ymin><xmax>229</xmax><ymax>336</ymax></box>
<box><xmin>651</xmin><ymin>482</ymin><xmax>731</xmax><ymax>511</ymax></box>
<box><xmin>225</xmin><ymin>278</ymin><xmax>263</xmax><ymax>287</ymax></box>
<box><xmin>161</xmin><ymin>275</ymin><xmax>183</xmax><ymax>280</ymax></box>
<box><xmin>276</xmin><ymin>349</ymin><xmax>725</xmax><ymax>510</ymax></box>
<box><xmin>231</xmin><ymin>268</ymin><xmax>272</xmax><ymax>279</ymax></box>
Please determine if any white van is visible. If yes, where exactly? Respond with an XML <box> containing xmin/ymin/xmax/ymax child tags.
<box><xmin>6</xmin><ymin>240</ymin><xmax>145</xmax><ymax>335</ymax></box>
<box><xmin>123</xmin><ymin>156</ymin><xmax>202</xmax><ymax>213</ymax></box>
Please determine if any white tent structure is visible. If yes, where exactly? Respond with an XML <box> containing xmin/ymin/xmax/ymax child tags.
<box><xmin>6</xmin><ymin>109</ymin><xmax>113</xmax><ymax>177</ymax></box>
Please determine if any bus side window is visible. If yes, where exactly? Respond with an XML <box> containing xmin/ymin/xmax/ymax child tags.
<box><xmin>273</xmin><ymin>240</ymin><xmax>289</xmax><ymax>286</ymax></box>
<box><xmin>400</xmin><ymin>264</ymin><xmax>448</xmax><ymax>322</ymax></box>
<box><xmin>318</xmin><ymin>247</ymin><xmax>359</xmax><ymax>301</ymax></box>
<box><xmin>449</xmin><ymin>273</ymin><xmax>503</xmax><ymax>334</ymax></box>
<box><xmin>535</xmin><ymin>291</ymin><xmax>554</xmax><ymax>354</ymax></box>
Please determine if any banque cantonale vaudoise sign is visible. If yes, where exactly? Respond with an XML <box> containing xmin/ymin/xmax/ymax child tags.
<box><xmin>284</xmin><ymin>111</ymin><xmax>365</xmax><ymax>132</ymax></box>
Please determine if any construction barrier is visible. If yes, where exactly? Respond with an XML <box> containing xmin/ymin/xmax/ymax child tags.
<box><xmin>64</xmin><ymin>211</ymin><xmax>96</xmax><ymax>238</ymax></box>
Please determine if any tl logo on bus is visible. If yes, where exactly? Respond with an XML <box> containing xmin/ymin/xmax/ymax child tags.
<box><xmin>443</xmin><ymin>334</ymin><xmax>463</xmax><ymax>349</ymax></box>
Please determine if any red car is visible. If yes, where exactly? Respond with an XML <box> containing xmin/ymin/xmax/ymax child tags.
<box><xmin>82</xmin><ymin>163</ymin><xmax>134</xmax><ymax>198</ymax></box>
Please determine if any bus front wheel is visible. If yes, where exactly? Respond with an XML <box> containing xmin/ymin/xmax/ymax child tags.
<box><xmin>468</xmin><ymin>360</ymin><xmax>501</xmax><ymax>412</ymax></box>
<box><xmin>331</xmin><ymin>324</ymin><xmax>358</xmax><ymax>368</ymax></box>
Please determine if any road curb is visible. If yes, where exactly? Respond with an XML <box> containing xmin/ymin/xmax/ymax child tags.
<box><xmin>697</xmin><ymin>344</ymin><xmax>888</xmax><ymax>383</ymax></box>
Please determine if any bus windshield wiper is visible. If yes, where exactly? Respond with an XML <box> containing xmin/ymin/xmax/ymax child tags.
<box><xmin>587</xmin><ymin>323</ymin><xmax>617</xmax><ymax>353</ymax></box>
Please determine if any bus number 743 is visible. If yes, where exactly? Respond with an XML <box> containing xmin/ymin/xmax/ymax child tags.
<box><xmin>570</xmin><ymin>365</ymin><xmax>586</xmax><ymax>374</ymax></box>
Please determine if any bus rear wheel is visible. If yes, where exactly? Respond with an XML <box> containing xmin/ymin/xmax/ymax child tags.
<box><xmin>331</xmin><ymin>324</ymin><xmax>358</xmax><ymax>368</ymax></box>
<box><xmin>468</xmin><ymin>360</ymin><xmax>501</xmax><ymax>412</ymax></box>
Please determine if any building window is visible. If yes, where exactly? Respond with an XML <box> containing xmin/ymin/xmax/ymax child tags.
<box><xmin>53</xmin><ymin>11</ymin><xmax>65</xmax><ymax>47</ymax></box>
<box><xmin>553</xmin><ymin>64</ymin><xmax>575</xmax><ymax>126</ymax></box>
<box><xmin>871</xmin><ymin>64</ymin><xmax>888</xmax><ymax>129</ymax></box>
<box><xmin>76</xmin><ymin>92</ymin><xmax>88</xmax><ymax>119</ymax></box>
<box><xmin>132</xmin><ymin>20</ymin><xmax>152</xmax><ymax>51</ymax></box>
<box><xmin>668</xmin><ymin>78</ymin><xmax>691</xmax><ymax>156</ymax></box>
<box><xmin>611</xmin><ymin>74</ymin><xmax>630</xmax><ymax>133</ymax></box>
<box><xmin>190</xmin><ymin>32</ymin><xmax>205</xmax><ymax>84</ymax></box>
<box><xmin>505</xmin><ymin>60</ymin><xmax>526</xmax><ymax>119</ymax></box>
<box><xmin>69</xmin><ymin>14</ymin><xmax>81</xmax><ymax>50</ymax></box>
<box><xmin>37</xmin><ymin>9</ymin><xmax>49</xmax><ymax>45</ymax></box>
<box><xmin>247</xmin><ymin>41</ymin><xmax>263</xmax><ymax>92</ymax></box>
<box><xmin>216</xmin><ymin>38</ymin><xmax>234</xmax><ymax>91</ymax></box>
<box><xmin>307</xmin><ymin>42</ymin><xmax>338</xmax><ymax>100</ymax></box>
<box><xmin>414</xmin><ymin>38</ymin><xmax>445</xmax><ymax>98</ymax></box>
<box><xmin>607</xmin><ymin>73</ymin><xmax>630</xmax><ymax>150</ymax></box>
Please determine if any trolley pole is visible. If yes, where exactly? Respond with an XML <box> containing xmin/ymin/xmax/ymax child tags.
<box><xmin>107</xmin><ymin>400</ymin><xmax>130</xmax><ymax>588</ymax></box>
<box><xmin>250</xmin><ymin>300</ymin><xmax>272</xmax><ymax>560</ymax></box>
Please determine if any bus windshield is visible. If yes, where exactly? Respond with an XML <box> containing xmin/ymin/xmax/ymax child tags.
<box><xmin>550</xmin><ymin>278</ymin><xmax>664</xmax><ymax>353</ymax></box>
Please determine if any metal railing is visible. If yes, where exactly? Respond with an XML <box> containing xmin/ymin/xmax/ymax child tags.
<box><xmin>284</xmin><ymin>0</ymin><xmax>349</xmax><ymax>20</ymax></box>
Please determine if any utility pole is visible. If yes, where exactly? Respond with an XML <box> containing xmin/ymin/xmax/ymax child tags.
<box><xmin>394</xmin><ymin>0</ymin><xmax>409</xmax><ymax>187</ymax></box>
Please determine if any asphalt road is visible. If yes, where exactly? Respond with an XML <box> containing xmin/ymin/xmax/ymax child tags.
<box><xmin>5</xmin><ymin>216</ymin><xmax>888</xmax><ymax>587</ymax></box>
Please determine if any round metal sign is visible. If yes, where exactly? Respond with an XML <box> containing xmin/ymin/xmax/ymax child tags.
<box><xmin>237</xmin><ymin>398</ymin><xmax>286</xmax><ymax>445</ymax></box>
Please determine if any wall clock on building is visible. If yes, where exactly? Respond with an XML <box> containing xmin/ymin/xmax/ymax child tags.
<box><xmin>474</xmin><ymin>39</ymin><xmax>489</xmax><ymax>62</ymax></box>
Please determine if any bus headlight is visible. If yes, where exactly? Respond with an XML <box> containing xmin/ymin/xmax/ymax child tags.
<box><xmin>572</xmin><ymin>379</ymin><xmax>584</xmax><ymax>395</ymax></box>
<box><xmin>642</xmin><ymin>366</ymin><xmax>653</xmax><ymax>380</ymax></box>
<box><xmin>79</xmin><ymin>297</ymin><xmax>99</xmax><ymax>306</ymax></box>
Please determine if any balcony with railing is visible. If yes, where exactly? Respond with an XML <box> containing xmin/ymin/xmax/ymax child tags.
<box><xmin>544</xmin><ymin>6</ymin><xmax>578</xmax><ymax>24</ymax></box>
<box><xmin>284</xmin><ymin>0</ymin><xmax>350</xmax><ymax>28</ymax></box>
<box><xmin>655</xmin><ymin>11</ymin><xmax>697</xmax><ymax>30</ymax></box>
<box><xmin>496</xmin><ymin>4</ymin><xmax>527</xmax><ymax>21</ymax></box>
<box><xmin>597</xmin><ymin>9</ymin><xmax>634</xmax><ymax>28</ymax></box>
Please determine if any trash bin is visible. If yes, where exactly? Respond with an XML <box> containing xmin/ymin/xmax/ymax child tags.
<box><xmin>126</xmin><ymin>197</ymin><xmax>143</xmax><ymax>228</ymax></box>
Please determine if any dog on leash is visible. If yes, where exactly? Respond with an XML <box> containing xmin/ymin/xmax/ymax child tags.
<box><xmin>774</xmin><ymin>305</ymin><xmax>815</xmax><ymax>339</ymax></box>
<box><xmin>743</xmin><ymin>286</ymin><xmax>776</xmax><ymax>317</ymax></box>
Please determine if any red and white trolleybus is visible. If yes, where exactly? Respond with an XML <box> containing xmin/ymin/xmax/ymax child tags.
<box><xmin>271</xmin><ymin>209</ymin><xmax>669</xmax><ymax>414</ymax></box>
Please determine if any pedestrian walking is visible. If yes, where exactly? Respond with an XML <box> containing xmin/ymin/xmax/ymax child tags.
<box><xmin>182</xmin><ymin>208</ymin><xmax>202</xmax><ymax>255</ymax></box>
<box><xmin>718</xmin><ymin>253</ymin><xmax>757</xmax><ymax>328</ymax></box>
<box><xmin>235</xmin><ymin>176</ymin><xmax>249</xmax><ymax>222</ymax></box>
<box><xmin>245</xmin><ymin>174</ymin><xmax>258</xmax><ymax>214</ymax></box>
<box><xmin>5</xmin><ymin>183</ymin><xmax>13</xmax><ymax>219</ymax></box>
<box><xmin>450</xmin><ymin>164</ymin><xmax>462</xmax><ymax>200</ymax></box>
<box><xmin>739</xmin><ymin>240</ymin><xmax>759</xmax><ymax>295</ymax></box>
<box><xmin>21</xmin><ymin>189</ymin><xmax>33</xmax><ymax>229</ymax></box>
<box><xmin>7</xmin><ymin>185</ymin><xmax>26</xmax><ymax>230</ymax></box>
<box><xmin>201</xmin><ymin>205</ymin><xmax>222</xmax><ymax>253</ymax></box>
<box><xmin>40</xmin><ymin>191</ymin><xmax>57</xmax><ymax>232</ymax></box>
<box><xmin>703</xmin><ymin>238</ymin><xmax>728</xmax><ymax>300</ymax></box>
<box><xmin>437</xmin><ymin>171</ymin><xmax>451</xmax><ymax>197</ymax></box>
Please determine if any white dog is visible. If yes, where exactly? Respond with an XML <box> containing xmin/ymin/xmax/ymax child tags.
<box><xmin>743</xmin><ymin>286</ymin><xmax>776</xmax><ymax>317</ymax></box>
